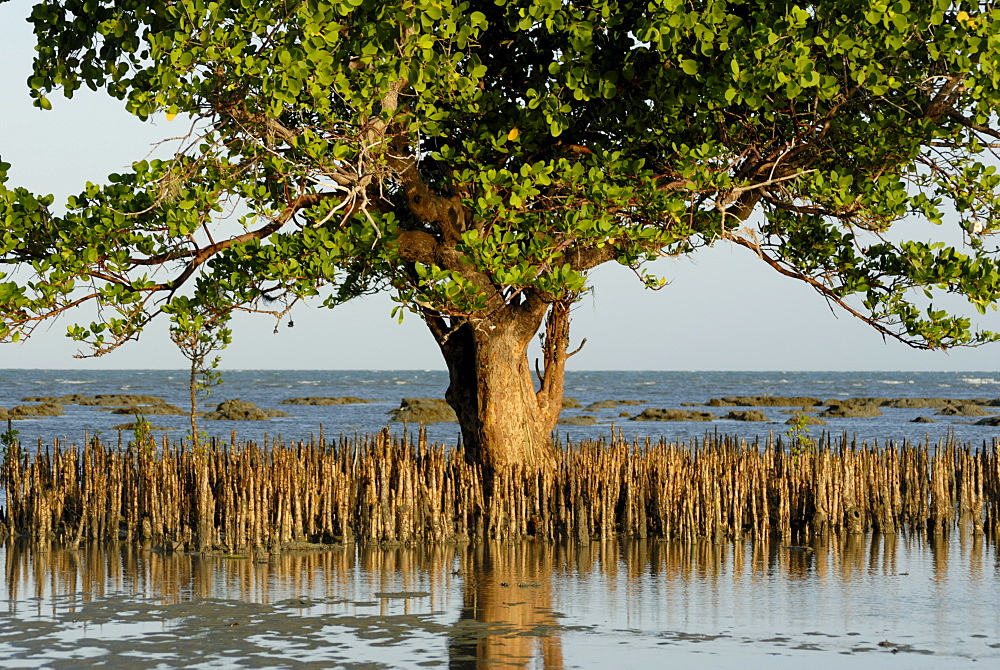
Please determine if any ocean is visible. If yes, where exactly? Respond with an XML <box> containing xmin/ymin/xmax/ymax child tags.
<box><xmin>3</xmin><ymin>369</ymin><xmax>1000</xmax><ymax>448</ymax></box>
<box><xmin>3</xmin><ymin>371</ymin><xmax>1000</xmax><ymax>668</ymax></box>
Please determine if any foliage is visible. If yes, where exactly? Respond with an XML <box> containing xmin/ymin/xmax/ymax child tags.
<box><xmin>166</xmin><ymin>296</ymin><xmax>231</xmax><ymax>444</ymax></box>
<box><xmin>131</xmin><ymin>414</ymin><xmax>154</xmax><ymax>453</ymax></box>
<box><xmin>785</xmin><ymin>414</ymin><xmax>815</xmax><ymax>457</ymax></box>
<box><xmin>1</xmin><ymin>420</ymin><xmax>20</xmax><ymax>459</ymax></box>
<box><xmin>3</xmin><ymin>0</ymin><xmax>1000</xmax><ymax>361</ymax></box>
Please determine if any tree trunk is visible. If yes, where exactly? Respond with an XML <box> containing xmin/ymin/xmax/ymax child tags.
<box><xmin>425</xmin><ymin>299</ymin><xmax>573</xmax><ymax>473</ymax></box>
<box><xmin>188</xmin><ymin>362</ymin><xmax>199</xmax><ymax>442</ymax></box>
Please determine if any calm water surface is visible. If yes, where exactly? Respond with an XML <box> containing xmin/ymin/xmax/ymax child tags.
<box><xmin>1</xmin><ymin>533</ymin><xmax>997</xmax><ymax>668</ymax></box>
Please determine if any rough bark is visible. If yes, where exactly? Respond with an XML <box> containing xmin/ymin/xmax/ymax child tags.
<box><xmin>425</xmin><ymin>298</ymin><xmax>573</xmax><ymax>473</ymax></box>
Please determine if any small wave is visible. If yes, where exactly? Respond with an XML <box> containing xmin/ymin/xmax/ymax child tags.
<box><xmin>297</xmin><ymin>380</ymin><xmax>321</xmax><ymax>385</ymax></box>
<box><xmin>54</xmin><ymin>379</ymin><xmax>94</xmax><ymax>385</ymax></box>
<box><xmin>961</xmin><ymin>378</ymin><xmax>1000</xmax><ymax>385</ymax></box>
<box><xmin>878</xmin><ymin>380</ymin><xmax>906</xmax><ymax>385</ymax></box>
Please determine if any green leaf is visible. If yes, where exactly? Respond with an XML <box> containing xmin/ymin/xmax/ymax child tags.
<box><xmin>3</xmin><ymin>0</ymin><xmax>1000</xmax><ymax>408</ymax></box>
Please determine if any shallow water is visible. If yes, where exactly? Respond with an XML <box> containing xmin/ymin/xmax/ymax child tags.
<box><xmin>6</xmin><ymin>369</ymin><xmax>1000</xmax><ymax>450</ymax></box>
<box><xmin>1</xmin><ymin>533</ymin><xmax>997</xmax><ymax>668</ymax></box>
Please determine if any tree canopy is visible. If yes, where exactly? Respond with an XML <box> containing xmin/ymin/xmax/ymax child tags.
<box><xmin>4</xmin><ymin>0</ymin><xmax>1000</xmax><ymax>464</ymax></box>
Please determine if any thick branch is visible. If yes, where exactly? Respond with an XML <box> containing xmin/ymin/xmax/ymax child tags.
<box><xmin>926</xmin><ymin>74</ymin><xmax>967</xmax><ymax>120</ymax></box>
<box><xmin>536</xmin><ymin>301</ymin><xmax>572</xmax><ymax>410</ymax></box>
<box><xmin>361</xmin><ymin>71</ymin><xmax>466</xmax><ymax>244</ymax></box>
<box><xmin>388</xmin><ymin>144</ymin><xmax>466</xmax><ymax>244</ymax></box>
<box><xmin>566</xmin><ymin>245</ymin><xmax>617</xmax><ymax>273</ymax></box>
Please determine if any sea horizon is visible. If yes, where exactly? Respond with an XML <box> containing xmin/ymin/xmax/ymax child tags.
<box><xmin>6</xmin><ymin>366</ymin><xmax>1000</xmax><ymax>371</ymax></box>
<box><xmin>3</xmin><ymin>369</ymin><xmax>1000</xmax><ymax>449</ymax></box>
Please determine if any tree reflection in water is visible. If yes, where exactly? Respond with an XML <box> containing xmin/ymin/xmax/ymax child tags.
<box><xmin>0</xmin><ymin>533</ymin><xmax>996</xmax><ymax>668</ymax></box>
<box><xmin>449</xmin><ymin>541</ymin><xmax>564</xmax><ymax>670</ymax></box>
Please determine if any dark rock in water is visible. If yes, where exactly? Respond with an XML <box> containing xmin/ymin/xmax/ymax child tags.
<box><xmin>883</xmin><ymin>397</ymin><xmax>959</xmax><ymax>409</ymax></box>
<box><xmin>53</xmin><ymin>393</ymin><xmax>92</xmax><ymax>404</ymax></box>
<box><xmin>112</xmin><ymin>421</ymin><xmax>173</xmax><ymax>431</ymax></box>
<box><xmin>0</xmin><ymin>407</ymin><xmax>7</xmax><ymax>421</ymax></box>
<box><xmin>264</xmin><ymin>409</ymin><xmax>293</xmax><ymax>418</ymax></box>
<box><xmin>632</xmin><ymin>408</ymin><xmax>715</xmax><ymax>422</ymax></box>
<box><xmin>389</xmin><ymin>398</ymin><xmax>457</xmax><ymax>423</ymax></box>
<box><xmin>562</xmin><ymin>397</ymin><xmax>582</xmax><ymax>409</ymax></box>
<box><xmin>911</xmin><ymin>417</ymin><xmax>937</xmax><ymax>423</ymax></box>
<box><xmin>785</xmin><ymin>415</ymin><xmax>828</xmax><ymax>425</ymax></box>
<box><xmin>723</xmin><ymin>410</ymin><xmax>768</xmax><ymax>422</ymax></box>
<box><xmin>24</xmin><ymin>393</ymin><xmax>173</xmax><ymax>409</ymax></box>
<box><xmin>279</xmin><ymin>396</ymin><xmax>374</xmax><ymax>405</ymax></box>
<box><xmin>203</xmin><ymin>399</ymin><xmax>281</xmax><ymax>421</ymax></box>
<box><xmin>50</xmin><ymin>393</ymin><xmax>90</xmax><ymax>404</ymax></box>
<box><xmin>824</xmin><ymin>397</ymin><xmax>889</xmax><ymax>408</ymax></box>
<box><xmin>91</xmin><ymin>394</ymin><xmax>169</xmax><ymax>406</ymax></box>
<box><xmin>587</xmin><ymin>399</ymin><xmax>647</xmax><ymax>409</ymax></box>
<box><xmin>822</xmin><ymin>406</ymin><xmax>882</xmax><ymax>418</ymax></box>
<box><xmin>779</xmin><ymin>408</ymin><xmax>818</xmax><ymax>414</ymax></box>
<box><xmin>709</xmin><ymin>396</ymin><xmax>821</xmax><ymax>407</ymax></box>
<box><xmin>974</xmin><ymin>415</ymin><xmax>1000</xmax><ymax>426</ymax></box>
<box><xmin>10</xmin><ymin>402</ymin><xmax>64</xmax><ymax>417</ymax></box>
<box><xmin>110</xmin><ymin>403</ymin><xmax>186</xmax><ymax>416</ymax></box>
<box><xmin>66</xmin><ymin>394</ymin><xmax>168</xmax><ymax>406</ymax></box>
<box><xmin>558</xmin><ymin>415</ymin><xmax>597</xmax><ymax>426</ymax></box>
<box><xmin>934</xmin><ymin>403</ymin><xmax>989</xmax><ymax>417</ymax></box>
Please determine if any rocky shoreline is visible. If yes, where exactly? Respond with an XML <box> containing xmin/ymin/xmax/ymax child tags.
<box><xmin>5</xmin><ymin>393</ymin><xmax>1000</xmax><ymax>429</ymax></box>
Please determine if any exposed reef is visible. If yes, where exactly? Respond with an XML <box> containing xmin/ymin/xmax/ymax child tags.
<box><xmin>388</xmin><ymin>398</ymin><xmax>457</xmax><ymax>424</ymax></box>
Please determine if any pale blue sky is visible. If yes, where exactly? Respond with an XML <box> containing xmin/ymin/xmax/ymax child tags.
<box><xmin>2</xmin><ymin>0</ymin><xmax>999</xmax><ymax>371</ymax></box>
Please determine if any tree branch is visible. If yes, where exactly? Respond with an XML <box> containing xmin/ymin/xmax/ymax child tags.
<box><xmin>145</xmin><ymin>192</ymin><xmax>334</xmax><ymax>295</ymax></box>
<box><xmin>729</xmin><ymin>235</ymin><xmax>932</xmax><ymax>349</ymax></box>
<box><xmin>946</xmin><ymin>110</ymin><xmax>1000</xmax><ymax>141</ymax></box>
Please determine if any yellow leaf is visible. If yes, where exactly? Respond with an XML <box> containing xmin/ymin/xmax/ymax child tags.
<box><xmin>166</xmin><ymin>111</ymin><xmax>178</xmax><ymax>121</ymax></box>
<box><xmin>507</xmin><ymin>127</ymin><xmax>519</xmax><ymax>141</ymax></box>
